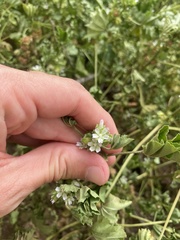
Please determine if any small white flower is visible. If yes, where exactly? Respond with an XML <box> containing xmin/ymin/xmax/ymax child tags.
<box><xmin>31</xmin><ymin>65</ymin><xmax>42</xmax><ymax>71</ymax></box>
<box><xmin>99</xmin><ymin>119</ymin><xmax>104</xmax><ymax>127</ymax></box>
<box><xmin>56</xmin><ymin>192</ymin><xmax>62</xmax><ymax>198</ymax></box>
<box><xmin>88</xmin><ymin>140</ymin><xmax>102</xmax><ymax>153</ymax></box>
<box><xmin>76</xmin><ymin>141</ymin><xmax>83</xmax><ymax>148</ymax></box>
<box><xmin>66</xmin><ymin>197</ymin><xmax>75</xmax><ymax>206</ymax></box>
<box><xmin>55</xmin><ymin>187</ymin><xmax>61</xmax><ymax>192</ymax></box>
<box><xmin>76</xmin><ymin>119</ymin><xmax>112</xmax><ymax>152</ymax></box>
<box><xmin>120</xmin><ymin>176</ymin><xmax>128</xmax><ymax>184</ymax></box>
<box><xmin>73</xmin><ymin>180</ymin><xmax>81</xmax><ymax>187</ymax></box>
<box><xmin>51</xmin><ymin>199</ymin><xmax>55</xmax><ymax>204</ymax></box>
<box><xmin>92</xmin><ymin>120</ymin><xmax>111</xmax><ymax>144</ymax></box>
<box><xmin>62</xmin><ymin>193</ymin><xmax>68</xmax><ymax>201</ymax></box>
<box><xmin>92</xmin><ymin>129</ymin><xmax>110</xmax><ymax>143</ymax></box>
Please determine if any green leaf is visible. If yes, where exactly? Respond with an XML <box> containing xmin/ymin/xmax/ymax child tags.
<box><xmin>173</xmin><ymin>170</ymin><xmax>180</xmax><ymax>183</ymax></box>
<box><xmin>154</xmin><ymin>141</ymin><xmax>179</xmax><ymax>157</ymax></box>
<box><xmin>170</xmin><ymin>133</ymin><xmax>180</xmax><ymax>147</ymax></box>
<box><xmin>111</xmin><ymin>134</ymin><xmax>134</xmax><ymax>149</ymax></box>
<box><xmin>15</xmin><ymin>230</ymin><xmax>36</xmax><ymax>240</ymax></box>
<box><xmin>103</xmin><ymin>194</ymin><xmax>132</xmax><ymax>212</ymax></box>
<box><xmin>91</xmin><ymin>217</ymin><xmax>126</xmax><ymax>240</ymax></box>
<box><xmin>85</xmin><ymin>9</ymin><xmax>108</xmax><ymax>39</ymax></box>
<box><xmin>131</xmin><ymin>69</ymin><xmax>145</xmax><ymax>83</ymax></box>
<box><xmin>22</xmin><ymin>3</ymin><xmax>37</xmax><ymax>17</ymax></box>
<box><xmin>61</xmin><ymin>184</ymin><xmax>79</xmax><ymax>194</ymax></box>
<box><xmin>78</xmin><ymin>186</ymin><xmax>91</xmax><ymax>203</ymax></box>
<box><xmin>10</xmin><ymin>209</ymin><xmax>19</xmax><ymax>225</ymax></box>
<box><xmin>101</xmin><ymin>194</ymin><xmax>132</xmax><ymax>224</ymax></box>
<box><xmin>143</xmin><ymin>140</ymin><xmax>164</xmax><ymax>156</ymax></box>
<box><xmin>137</xmin><ymin>228</ymin><xmax>155</xmax><ymax>240</ymax></box>
<box><xmin>166</xmin><ymin>151</ymin><xmax>180</xmax><ymax>162</ymax></box>
<box><xmin>87</xmin><ymin>10</ymin><xmax>108</xmax><ymax>31</ymax></box>
<box><xmin>157</xmin><ymin>125</ymin><xmax>169</xmax><ymax>142</ymax></box>
<box><xmin>143</xmin><ymin>125</ymin><xmax>180</xmax><ymax>162</ymax></box>
<box><xmin>98</xmin><ymin>185</ymin><xmax>107</xmax><ymax>202</ymax></box>
<box><xmin>171</xmin><ymin>208</ymin><xmax>180</xmax><ymax>224</ymax></box>
<box><xmin>75</xmin><ymin>56</ymin><xmax>89</xmax><ymax>76</ymax></box>
<box><xmin>89</xmin><ymin>189</ymin><xmax>100</xmax><ymax>199</ymax></box>
<box><xmin>89</xmin><ymin>198</ymin><xmax>100</xmax><ymax>214</ymax></box>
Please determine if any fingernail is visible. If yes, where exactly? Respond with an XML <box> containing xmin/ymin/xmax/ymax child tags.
<box><xmin>85</xmin><ymin>166</ymin><xmax>106</xmax><ymax>185</ymax></box>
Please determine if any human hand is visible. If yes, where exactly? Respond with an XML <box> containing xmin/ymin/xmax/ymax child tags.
<box><xmin>0</xmin><ymin>65</ymin><xmax>119</xmax><ymax>217</ymax></box>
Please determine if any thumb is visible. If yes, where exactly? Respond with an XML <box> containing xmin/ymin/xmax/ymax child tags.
<box><xmin>0</xmin><ymin>142</ymin><xmax>113</xmax><ymax>217</ymax></box>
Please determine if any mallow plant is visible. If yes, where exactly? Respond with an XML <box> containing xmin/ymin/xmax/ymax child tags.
<box><xmin>50</xmin><ymin>117</ymin><xmax>180</xmax><ymax>240</ymax></box>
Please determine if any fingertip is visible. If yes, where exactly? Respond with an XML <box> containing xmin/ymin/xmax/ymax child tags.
<box><xmin>107</xmin><ymin>155</ymin><xmax>116</xmax><ymax>166</ymax></box>
<box><xmin>85</xmin><ymin>164</ymin><xmax>109</xmax><ymax>186</ymax></box>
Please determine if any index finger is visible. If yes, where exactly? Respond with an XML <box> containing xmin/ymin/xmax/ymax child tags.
<box><xmin>1</xmin><ymin>66</ymin><xmax>118</xmax><ymax>134</ymax></box>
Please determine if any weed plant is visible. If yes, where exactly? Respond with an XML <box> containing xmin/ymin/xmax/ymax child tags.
<box><xmin>0</xmin><ymin>0</ymin><xmax>180</xmax><ymax>239</ymax></box>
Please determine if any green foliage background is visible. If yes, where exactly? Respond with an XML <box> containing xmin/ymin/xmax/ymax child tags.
<box><xmin>0</xmin><ymin>0</ymin><xmax>180</xmax><ymax>239</ymax></box>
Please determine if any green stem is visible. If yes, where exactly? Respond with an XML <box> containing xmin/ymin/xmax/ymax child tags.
<box><xmin>60</xmin><ymin>230</ymin><xmax>79</xmax><ymax>240</ymax></box>
<box><xmin>117</xmin><ymin>150</ymin><xmax>143</xmax><ymax>155</ymax></box>
<box><xmin>105</xmin><ymin>124</ymin><xmax>162</xmax><ymax>197</ymax></box>
<box><xmin>169</xmin><ymin>126</ymin><xmax>180</xmax><ymax>132</ymax></box>
<box><xmin>158</xmin><ymin>189</ymin><xmax>180</xmax><ymax>240</ymax></box>
<box><xmin>155</xmin><ymin>160</ymin><xmax>175</xmax><ymax>169</ymax></box>
<box><xmin>130</xmin><ymin>213</ymin><xmax>151</xmax><ymax>222</ymax></box>
<box><xmin>47</xmin><ymin>221</ymin><xmax>79</xmax><ymax>240</ymax></box>
<box><xmin>100</xmin><ymin>79</ymin><xmax>117</xmax><ymax>101</ymax></box>
<box><xmin>138</xmin><ymin>84</ymin><xmax>145</xmax><ymax>108</ymax></box>
<box><xmin>100</xmin><ymin>74</ymin><xmax>121</xmax><ymax>101</ymax></box>
<box><xmin>136</xmin><ymin>160</ymin><xmax>175</xmax><ymax>179</ymax></box>
<box><xmin>109</xmin><ymin>150</ymin><xmax>143</xmax><ymax>156</ymax></box>
<box><xmin>122</xmin><ymin>220</ymin><xmax>172</xmax><ymax>228</ymax></box>
<box><xmin>159</xmin><ymin>61</ymin><xmax>180</xmax><ymax>69</ymax></box>
<box><xmin>128</xmin><ymin>129</ymin><xmax>141</xmax><ymax>137</ymax></box>
<box><xmin>94</xmin><ymin>43</ymin><xmax>98</xmax><ymax>88</ymax></box>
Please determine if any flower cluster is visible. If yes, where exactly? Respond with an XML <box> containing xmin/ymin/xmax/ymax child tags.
<box><xmin>50</xmin><ymin>181</ymin><xmax>81</xmax><ymax>207</ymax></box>
<box><xmin>76</xmin><ymin>119</ymin><xmax>113</xmax><ymax>153</ymax></box>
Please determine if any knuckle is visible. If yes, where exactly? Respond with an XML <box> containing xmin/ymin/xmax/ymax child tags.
<box><xmin>48</xmin><ymin>144</ymin><xmax>69</xmax><ymax>182</ymax></box>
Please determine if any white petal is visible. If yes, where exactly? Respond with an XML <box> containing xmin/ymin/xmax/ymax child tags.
<box><xmin>89</xmin><ymin>146</ymin><xmax>95</xmax><ymax>152</ymax></box>
<box><xmin>76</xmin><ymin>142</ymin><xmax>82</xmax><ymax>147</ymax></box>
<box><xmin>55</xmin><ymin>187</ymin><xmax>60</xmax><ymax>192</ymax></box>
<box><xmin>99</xmin><ymin>119</ymin><xmax>104</xmax><ymax>126</ymax></box>
<box><xmin>98</xmin><ymin>138</ymin><xmax>104</xmax><ymax>143</ymax></box>
<box><xmin>73</xmin><ymin>180</ymin><xmax>81</xmax><ymax>187</ymax></box>
<box><xmin>92</xmin><ymin>133</ymin><xmax>98</xmax><ymax>139</ymax></box>
<box><xmin>63</xmin><ymin>193</ymin><xmax>67</xmax><ymax>201</ymax></box>
<box><xmin>96</xmin><ymin>146</ymin><xmax>101</xmax><ymax>153</ymax></box>
<box><xmin>56</xmin><ymin>192</ymin><xmax>62</xmax><ymax>198</ymax></box>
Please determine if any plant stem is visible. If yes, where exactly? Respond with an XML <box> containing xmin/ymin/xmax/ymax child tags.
<box><xmin>47</xmin><ymin>221</ymin><xmax>79</xmax><ymax>240</ymax></box>
<box><xmin>94</xmin><ymin>43</ymin><xmax>98</xmax><ymax>88</ymax></box>
<box><xmin>155</xmin><ymin>160</ymin><xmax>175</xmax><ymax>169</ymax></box>
<box><xmin>109</xmin><ymin>150</ymin><xmax>143</xmax><ymax>156</ymax></box>
<box><xmin>105</xmin><ymin>124</ymin><xmax>162</xmax><ymax>197</ymax></box>
<box><xmin>130</xmin><ymin>213</ymin><xmax>150</xmax><ymax>222</ymax></box>
<box><xmin>100</xmin><ymin>73</ymin><xmax>122</xmax><ymax>101</ymax></box>
<box><xmin>122</xmin><ymin>220</ymin><xmax>172</xmax><ymax>228</ymax></box>
<box><xmin>60</xmin><ymin>230</ymin><xmax>79</xmax><ymax>240</ymax></box>
<box><xmin>128</xmin><ymin>129</ymin><xmax>141</xmax><ymax>137</ymax></box>
<box><xmin>159</xmin><ymin>61</ymin><xmax>180</xmax><ymax>69</ymax></box>
<box><xmin>116</xmin><ymin>150</ymin><xmax>143</xmax><ymax>155</ymax></box>
<box><xmin>158</xmin><ymin>189</ymin><xmax>180</xmax><ymax>240</ymax></box>
<box><xmin>169</xmin><ymin>126</ymin><xmax>180</xmax><ymax>132</ymax></box>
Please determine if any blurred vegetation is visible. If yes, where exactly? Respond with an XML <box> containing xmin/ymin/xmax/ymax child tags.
<box><xmin>0</xmin><ymin>0</ymin><xmax>180</xmax><ymax>239</ymax></box>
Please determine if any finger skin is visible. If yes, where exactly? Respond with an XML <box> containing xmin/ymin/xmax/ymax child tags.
<box><xmin>0</xmin><ymin>65</ymin><xmax>119</xmax><ymax>217</ymax></box>
<box><xmin>0</xmin><ymin>142</ymin><xmax>115</xmax><ymax>217</ymax></box>
<box><xmin>1</xmin><ymin>66</ymin><xmax>118</xmax><ymax>131</ymax></box>
<box><xmin>0</xmin><ymin>66</ymin><xmax>118</xmax><ymax>152</ymax></box>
